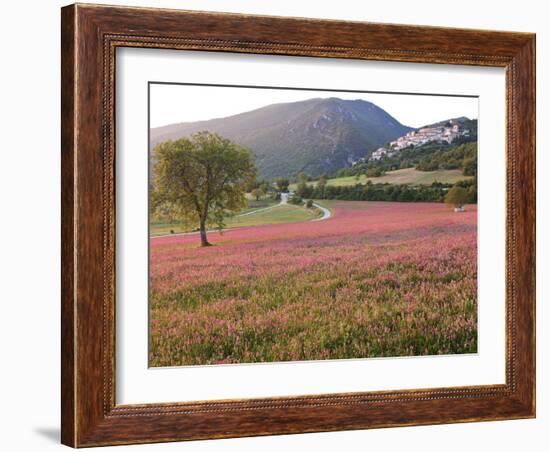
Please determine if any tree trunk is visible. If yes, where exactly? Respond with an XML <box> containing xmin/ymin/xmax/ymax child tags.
<box><xmin>199</xmin><ymin>219</ymin><xmax>211</xmax><ymax>247</ymax></box>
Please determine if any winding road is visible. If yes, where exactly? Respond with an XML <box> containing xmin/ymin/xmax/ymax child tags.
<box><xmin>312</xmin><ymin>202</ymin><xmax>331</xmax><ymax>221</ymax></box>
<box><xmin>237</xmin><ymin>192</ymin><xmax>331</xmax><ymax>221</ymax></box>
<box><xmin>151</xmin><ymin>193</ymin><xmax>332</xmax><ymax>239</ymax></box>
<box><xmin>236</xmin><ymin>192</ymin><xmax>289</xmax><ymax>217</ymax></box>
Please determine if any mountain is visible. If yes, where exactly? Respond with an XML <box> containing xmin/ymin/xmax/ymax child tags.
<box><xmin>150</xmin><ymin>97</ymin><xmax>413</xmax><ymax>179</ymax></box>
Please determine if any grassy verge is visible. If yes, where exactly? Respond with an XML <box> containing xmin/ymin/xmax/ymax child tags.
<box><xmin>150</xmin><ymin>201</ymin><xmax>320</xmax><ymax>236</ymax></box>
<box><xmin>290</xmin><ymin>168</ymin><xmax>472</xmax><ymax>190</ymax></box>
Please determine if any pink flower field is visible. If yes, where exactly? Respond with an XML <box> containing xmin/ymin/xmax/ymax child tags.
<box><xmin>149</xmin><ymin>201</ymin><xmax>477</xmax><ymax>366</ymax></box>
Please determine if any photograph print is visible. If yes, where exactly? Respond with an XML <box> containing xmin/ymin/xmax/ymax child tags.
<box><xmin>148</xmin><ymin>83</ymin><xmax>478</xmax><ymax>367</ymax></box>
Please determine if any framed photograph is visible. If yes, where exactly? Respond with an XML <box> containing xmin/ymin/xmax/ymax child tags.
<box><xmin>61</xmin><ymin>4</ymin><xmax>535</xmax><ymax>447</ymax></box>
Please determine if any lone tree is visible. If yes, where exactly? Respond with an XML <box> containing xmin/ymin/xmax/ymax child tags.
<box><xmin>151</xmin><ymin>132</ymin><xmax>256</xmax><ymax>246</ymax></box>
<box><xmin>445</xmin><ymin>186</ymin><xmax>469</xmax><ymax>212</ymax></box>
<box><xmin>251</xmin><ymin>187</ymin><xmax>265</xmax><ymax>201</ymax></box>
<box><xmin>317</xmin><ymin>174</ymin><xmax>328</xmax><ymax>190</ymax></box>
<box><xmin>275</xmin><ymin>177</ymin><xmax>290</xmax><ymax>193</ymax></box>
<box><xmin>295</xmin><ymin>173</ymin><xmax>309</xmax><ymax>198</ymax></box>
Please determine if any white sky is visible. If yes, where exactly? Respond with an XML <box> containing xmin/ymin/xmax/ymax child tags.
<box><xmin>149</xmin><ymin>83</ymin><xmax>478</xmax><ymax>129</ymax></box>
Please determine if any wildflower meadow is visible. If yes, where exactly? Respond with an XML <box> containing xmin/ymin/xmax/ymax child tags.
<box><xmin>149</xmin><ymin>201</ymin><xmax>477</xmax><ymax>366</ymax></box>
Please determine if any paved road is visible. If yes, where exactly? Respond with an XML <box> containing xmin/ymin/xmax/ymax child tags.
<box><xmin>151</xmin><ymin>194</ymin><xmax>331</xmax><ymax>239</ymax></box>
<box><xmin>312</xmin><ymin>202</ymin><xmax>331</xmax><ymax>221</ymax></box>
<box><xmin>236</xmin><ymin>192</ymin><xmax>287</xmax><ymax>217</ymax></box>
<box><xmin>236</xmin><ymin>204</ymin><xmax>279</xmax><ymax>217</ymax></box>
<box><xmin>238</xmin><ymin>193</ymin><xmax>331</xmax><ymax>221</ymax></box>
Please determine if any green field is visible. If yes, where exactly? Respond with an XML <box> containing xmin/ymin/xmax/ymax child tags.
<box><xmin>226</xmin><ymin>204</ymin><xmax>321</xmax><ymax>228</ymax></box>
<box><xmin>290</xmin><ymin>168</ymin><xmax>472</xmax><ymax>190</ymax></box>
<box><xmin>233</xmin><ymin>198</ymin><xmax>279</xmax><ymax>214</ymax></box>
<box><xmin>150</xmin><ymin>202</ymin><xmax>321</xmax><ymax>236</ymax></box>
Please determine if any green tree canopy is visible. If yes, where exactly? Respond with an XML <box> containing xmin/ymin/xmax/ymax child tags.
<box><xmin>275</xmin><ymin>177</ymin><xmax>290</xmax><ymax>193</ymax></box>
<box><xmin>297</xmin><ymin>172</ymin><xmax>308</xmax><ymax>183</ymax></box>
<box><xmin>251</xmin><ymin>187</ymin><xmax>265</xmax><ymax>201</ymax></box>
<box><xmin>462</xmin><ymin>156</ymin><xmax>477</xmax><ymax>176</ymax></box>
<box><xmin>258</xmin><ymin>180</ymin><xmax>271</xmax><ymax>194</ymax></box>
<box><xmin>317</xmin><ymin>174</ymin><xmax>328</xmax><ymax>190</ymax></box>
<box><xmin>365</xmin><ymin>167</ymin><xmax>384</xmax><ymax>177</ymax></box>
<box><xmin>445</xmin><ymin>186</ymin><xmax>469</xmax><ymax>209</ymax></box>
<box><xmin>151</xmin><ymin>132</ymin><xmax>256</xmax><ymax>246</ymax></box>
<box><xmin>295</xmin><ymin>174</ymin><xmax>310</xmax><ymax>198</ymax></box>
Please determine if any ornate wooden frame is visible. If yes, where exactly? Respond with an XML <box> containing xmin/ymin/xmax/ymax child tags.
<box><xmin>61</xmin><ymin>3</ymin><xmax>536</xmax><ymax>447</ymax></box>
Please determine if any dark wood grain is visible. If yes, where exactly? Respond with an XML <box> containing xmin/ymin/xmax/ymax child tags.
<box><xmin>60</xmin><ymin>4</ymin><xmax>76</xmax><ymax>447</ymax></box>
<box><xmin>61</xmin><ymin>3</ymin><xmax>536</xmax><ymax>447</ymax></box>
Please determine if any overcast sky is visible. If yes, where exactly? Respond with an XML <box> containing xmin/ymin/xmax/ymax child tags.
<box><xmin>150</xmin><ymin>83</ymin><xmax>478</xmax><ymax>129</ymax></box>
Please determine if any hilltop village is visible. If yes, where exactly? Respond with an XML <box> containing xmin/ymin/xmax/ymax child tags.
<box><xmin>370</xmin><ymin>118</ymin><xmax>471</xmax><ymax>161</ymax></box>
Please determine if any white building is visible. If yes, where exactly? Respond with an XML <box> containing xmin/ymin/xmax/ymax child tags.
<box><xmin>389</xmin><ymin>122</ymin><xmax>470</xmax><ymax>150</ymax></box>
<box><xmin>370</xmin><ymin>147</ymin><xmax>388</xmax><ymax>160</ymax></box>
